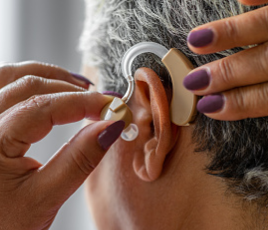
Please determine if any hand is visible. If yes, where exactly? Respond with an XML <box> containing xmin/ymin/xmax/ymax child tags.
<box><xmin>0</xmin><ymin>62</ymin><xmax>124</xmax><ymax>230</ymax></box>
<box><xmin>184</xmin><ymin>0</ymin><xmax>268</xmax><ymax>121</ymax></box>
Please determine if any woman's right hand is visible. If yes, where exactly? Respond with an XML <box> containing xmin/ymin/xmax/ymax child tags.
<box><xmin>185</xmin><ymin>0</ymin><xmax>268</xmax><ymax>121</ymax></box>
<box><xmin>0</xmin><ymin>62</ymin><xmax>124</xmax><ymax>230</ymax></box>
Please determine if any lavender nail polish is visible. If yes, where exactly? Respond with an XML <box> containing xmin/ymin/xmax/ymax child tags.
<box><xmin>102</xmin><ymin>91</ymin><xmax>123</xmax><ymax>98</ymax></box>
<box><xmin>197</xmin><ymin>94</ymin><xmax>224</xmax><ymax>114</ymax></box>
<box><xmin>70</xmin><ymin>72</ymin><xmax>95</xmax><ymax>86</ymax></box>
<box><xmin>188</xmin><ymin>29</ymin><xmax>214</xmax><ymax>48</ymax></box>
<box><xmin>98</xmin><ymin>120</ymin><xmax>125</xmax><ymax>150</ymax></box>
<box><xmin>183</xmin><ymin>69</ymin><xmax>210</xmax><ymax>90</ymax></box>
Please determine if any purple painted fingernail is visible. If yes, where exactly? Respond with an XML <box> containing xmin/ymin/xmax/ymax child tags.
<box><xmin>102</xmin><ymin>91</ymin><xmax>123</xmax><ymax>98</ymax></box>
<box><xmin>197</xmin><ymin>94</ymin><xmax>225</xmax><ymax>114</ymax></box>
<box><xmin>70</xmin><ymin>72</ymin><xmax>95</xmax><ymax>86</ymax></box>
<box><xmin>188</xmin><ymin>29</ymin><xmax>214</xmax><ymax>48</ymax></box>
<box><xmin>183</xmin><ymin>69</ymin><xmax>210</xmax><ymax>90</ymax></box>
<box><xmin>98</xmin><ymin>120</ymin><xmax>125</xmax><ymax>150</ymax></box>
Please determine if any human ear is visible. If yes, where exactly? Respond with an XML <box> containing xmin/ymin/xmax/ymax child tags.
<box><xmin>129</xmin><ymin>67</ymin><xmax>178</xmax><ymax>182</ymax></box>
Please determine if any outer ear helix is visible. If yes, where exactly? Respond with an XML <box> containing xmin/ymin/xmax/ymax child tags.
<box><xmin>131</xmin><ymin>68</ymin><xmax>175</xmax><ymax>182</ymax></box>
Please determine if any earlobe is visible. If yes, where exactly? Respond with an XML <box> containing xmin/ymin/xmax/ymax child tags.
<box><xmin>130</xmin><ymin>68</ymin><xmax>178</xmax><ymax>182</ymax></box>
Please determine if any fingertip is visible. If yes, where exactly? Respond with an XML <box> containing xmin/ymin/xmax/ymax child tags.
<box><xmin>197</xmin><ymin>94</ymin><xmax>225</xmax><ymax>114</ymax></box>
<box><xmin>69</xmin><ymin>72</ymin><xmax>95</xmax><ymax>90</ymax></box>
<box><xmin>97</xmin><ymin>120</ymin><xmax>125</xmax><ymax>151</ymax></box>
<box><xmin>187</xmin><ymin>28</ymin><xmax>215</xmax><ymax>48</ymax></box>
<box><xmin>187</xmin><ymin>41</ymin><xmax>216</xmax><ymax>55</ymax></box>
<box><xmin>197</xmin><ymin>94</ymin><xmax>240</xmax><ymax>121</ymax></box>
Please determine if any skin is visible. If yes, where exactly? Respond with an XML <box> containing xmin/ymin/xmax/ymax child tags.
<box><xmin>0</xmin><ymin>62</ymin><xmax>118</xmax><ymax>230</ymax></box>
<box><xmin>0</xmin><ymin>0</ymin><xmax>268</xmax><ymax>229</ymax></box>
<box><xmin>187</xmin><ymin>0</ymin><xmax>268</xmax><ymax>121</ymax></box>
<box><xmin>83</xmin><ymin>0</ymin><xmax>268</xmax><ymax>229</ymax></box>
<box><xmin>84</xmin><ymin>67</ymin><xmax>254</xmax><ymax>230</ymax></box>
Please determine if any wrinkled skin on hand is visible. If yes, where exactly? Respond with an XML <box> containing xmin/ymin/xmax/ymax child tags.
<box><xmin>0</xmin><ymin>61</ymin><xmax>113</xmax><ymax>230</ymax></box>
<box><xmin>186</xmin><ymin>0</ymin><xmax>268</xmax><ymax>121</ymax></box>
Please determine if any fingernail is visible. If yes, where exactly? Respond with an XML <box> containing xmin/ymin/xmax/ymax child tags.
<box><xmin>187</xmin><ymin>29</ymin><xmax>214</xmax><ymax>48</ymax></box>
<box><xmin>102</xmin><ymin>91</ymin><xmax>123</xmax><ymax>98</ymax></box>
<box><xmin>197</xmin><ymin>94</ymin><xmax>225</xmax><ymax>114</ymax></box>
<box><xmin>98</xmin><ymin>120</ymin><xmax>125</xmax><ymax>150</ymax></box>
<box><xmin>70</xmin><ymin>72</ymin><xmax>95</xmax><ymax>86</ymax></box>
<box><xmin>183</xmin><ymin>69</ymin><xmax>210</xmax><ymax>90</ymax></box>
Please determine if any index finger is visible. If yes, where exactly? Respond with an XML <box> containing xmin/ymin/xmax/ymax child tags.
<box><xmin>187</xmin><ymin>5</ymin><xmax>268</xmax><ymax>54</ymax></box>
<box><xmin>0</xmin><ymin>61</ymin><xmax>93</xmax><ymax>89</ymax></box>
<box><xmin>0</xmin><ymin>92</ymin><xmax>113</xmax><ymax>158</ymax></box>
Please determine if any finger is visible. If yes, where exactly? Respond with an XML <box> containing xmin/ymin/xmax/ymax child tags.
<box><xmin>0</xmin><ymin>61</ymin><xmax>93</xmax><ymax>89</ymax></box>
<box><xmin>29</xmin><ymin>120</ymin><xmax>124</xmax><ymax>209</ymax></box>
<box><xmin>0</xmin><ymin>92</ymin><xmax>113</xmax><ymax>158</ymax></box>
<box><xmin>183</xmin><ymin>42</ymin><xmax>268</xmax><ymax>95</ymax></box>
<box><xmin>187</xmin><ymin>6</ymin><xmax>268</xmax><ymax>54</ymax></box>
<box><xmin>196</xmin><ymin>82</ymin><xmax>268</xmax><ymax>121</ymax></box>
<box><xmin>238</xmin><ymin>0</ymin><xmax>268</xmax><ymax>6</ymax></box>
<box><xmin>0</xmin><ymin>75</ymin><xmax>86</xmax><ymax>113</ymax></box>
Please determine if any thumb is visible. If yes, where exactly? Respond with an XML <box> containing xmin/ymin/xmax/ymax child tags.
<box><xmin>31</xmin><ymin>120</ymin><xmax>125</xmax><ymax>208</ymax></box>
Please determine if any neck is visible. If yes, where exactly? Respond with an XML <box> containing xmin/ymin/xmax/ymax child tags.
<box><xmin>162</xmin><ymin>126</ymin><xmax>255</xmax><ymax>230</ymax></box>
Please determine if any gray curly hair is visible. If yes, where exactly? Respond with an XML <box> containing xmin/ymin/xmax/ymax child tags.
<box><xmin>80</xmin><ymin>0</ymin><xmax>268</xmax><ymax>206</ymax></box>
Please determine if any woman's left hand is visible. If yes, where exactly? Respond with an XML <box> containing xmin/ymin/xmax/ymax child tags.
<box><xmin>184</xmin><ymin>0</ymin><xmax>268</xmax><ymax>121</ymax></box>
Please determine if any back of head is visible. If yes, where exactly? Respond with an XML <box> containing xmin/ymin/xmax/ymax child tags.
<box><xmin>80</xmin><ymin>0</ymin><xmax>268</xmax><ymax>207</ymax></box>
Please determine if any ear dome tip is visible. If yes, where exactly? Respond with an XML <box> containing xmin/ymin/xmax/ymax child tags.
<box><xmin>121</xmin><ymin>123</ymin><xmax>139</xmax><ymax>141</ymax></box>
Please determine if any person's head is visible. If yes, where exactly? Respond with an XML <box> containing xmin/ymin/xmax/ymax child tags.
<box><xmin>80</xmin><ymin>1</ymin><xmax>268</xmax><ymax>229</ymax></box>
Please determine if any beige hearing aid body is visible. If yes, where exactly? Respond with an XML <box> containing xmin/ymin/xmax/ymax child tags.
<box><xmin>162</xmin><ymin>48</ymin><xmax>197</xmax><ymax>126</ymax></box>
<box><xmin>101</xmin><ymin>97</ymin><xmax>132</xmax><ymax>129</ymax></box>
<box><xmin>100</xmin><ymin>42</ymin><xmax>197</xmax><ymax>141</ymax></box>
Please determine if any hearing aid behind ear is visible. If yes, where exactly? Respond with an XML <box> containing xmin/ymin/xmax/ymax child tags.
<box><xmin>100</xmin><ymin>42</ymin><xmax>197</xmax><ymax>141</ymax></box>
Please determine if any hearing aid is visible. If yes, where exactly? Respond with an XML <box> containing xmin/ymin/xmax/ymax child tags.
<box><xmin>100</xmin><ymin>42</ymin><xmax>197</xmax><ymax>142</ymax></box>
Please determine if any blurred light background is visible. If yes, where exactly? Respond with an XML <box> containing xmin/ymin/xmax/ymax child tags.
<box><xmin>0</xmin><ymin>0</ymin><xmax>97</xmax><ymax>229</ymax></box>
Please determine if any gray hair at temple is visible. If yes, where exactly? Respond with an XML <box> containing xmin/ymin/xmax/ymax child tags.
<box><xmin>80</xmin><ymin>0</ymin><xmax>268</xmax><ymax>206</ymax></box>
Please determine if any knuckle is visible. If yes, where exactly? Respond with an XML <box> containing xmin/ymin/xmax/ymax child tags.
<box><xmin>223</xmin><ymin>19</ymin><xmax>239</xmax><ymax>43</ymax></box>
<box><xmin>258</xmin><ymin>83</ymin><xmax>268</xmax><ymax>100</ymax></box>
<box><xmin>17</xmin><ymin>75</ymin><xmax>42</xmax><ymax>89</ymax></box>
<box><xmin>253</xmin><ymin>83</ymin><xmax>268</xmax><ymax>116</ymax></box>
<box><xmin>0</xmin><ymin>154</ymin><xmax>6</xmax><ymax>171</ymax></box>
<box><xmin>231</xmin><ymin>84</ymin><xmax>268</xmax><ymax>118</ymax></box>
<box><xmin>231</xmin><ymin>87</ymin><xmax>247</xmax><ymax>113</ymax></box>
<box><xmin>259</xmin><ymin>43</ymin><xmax>268</xmax><ymax>76</ymax></box>
<box><xmin>68</xmin><ymin>143</ymin><xmax>96</xmax><ymax>175</ymax></box>
<box><xmin>0</xmin><ymin>134</ymin><xmax>13</xmax><ymax>157</ymax></box>
<box><xmin>0</xmin><ymin>134</ymin><xmax>26</xmax><ymax>158</ymax></box>
<box><xmin>255</xmin><ymin>84</ymin><xmax>266</xmax><ymax>104</ymax></box>
<box><xmin>24</xmin><ymin>94</ymin><xmax>51</xmax><ymax>110</ymax></box>
<box><xmin>218</xmin><ymin>58</ymin><xmax>235</xmax><ymax>86</ymax></box>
